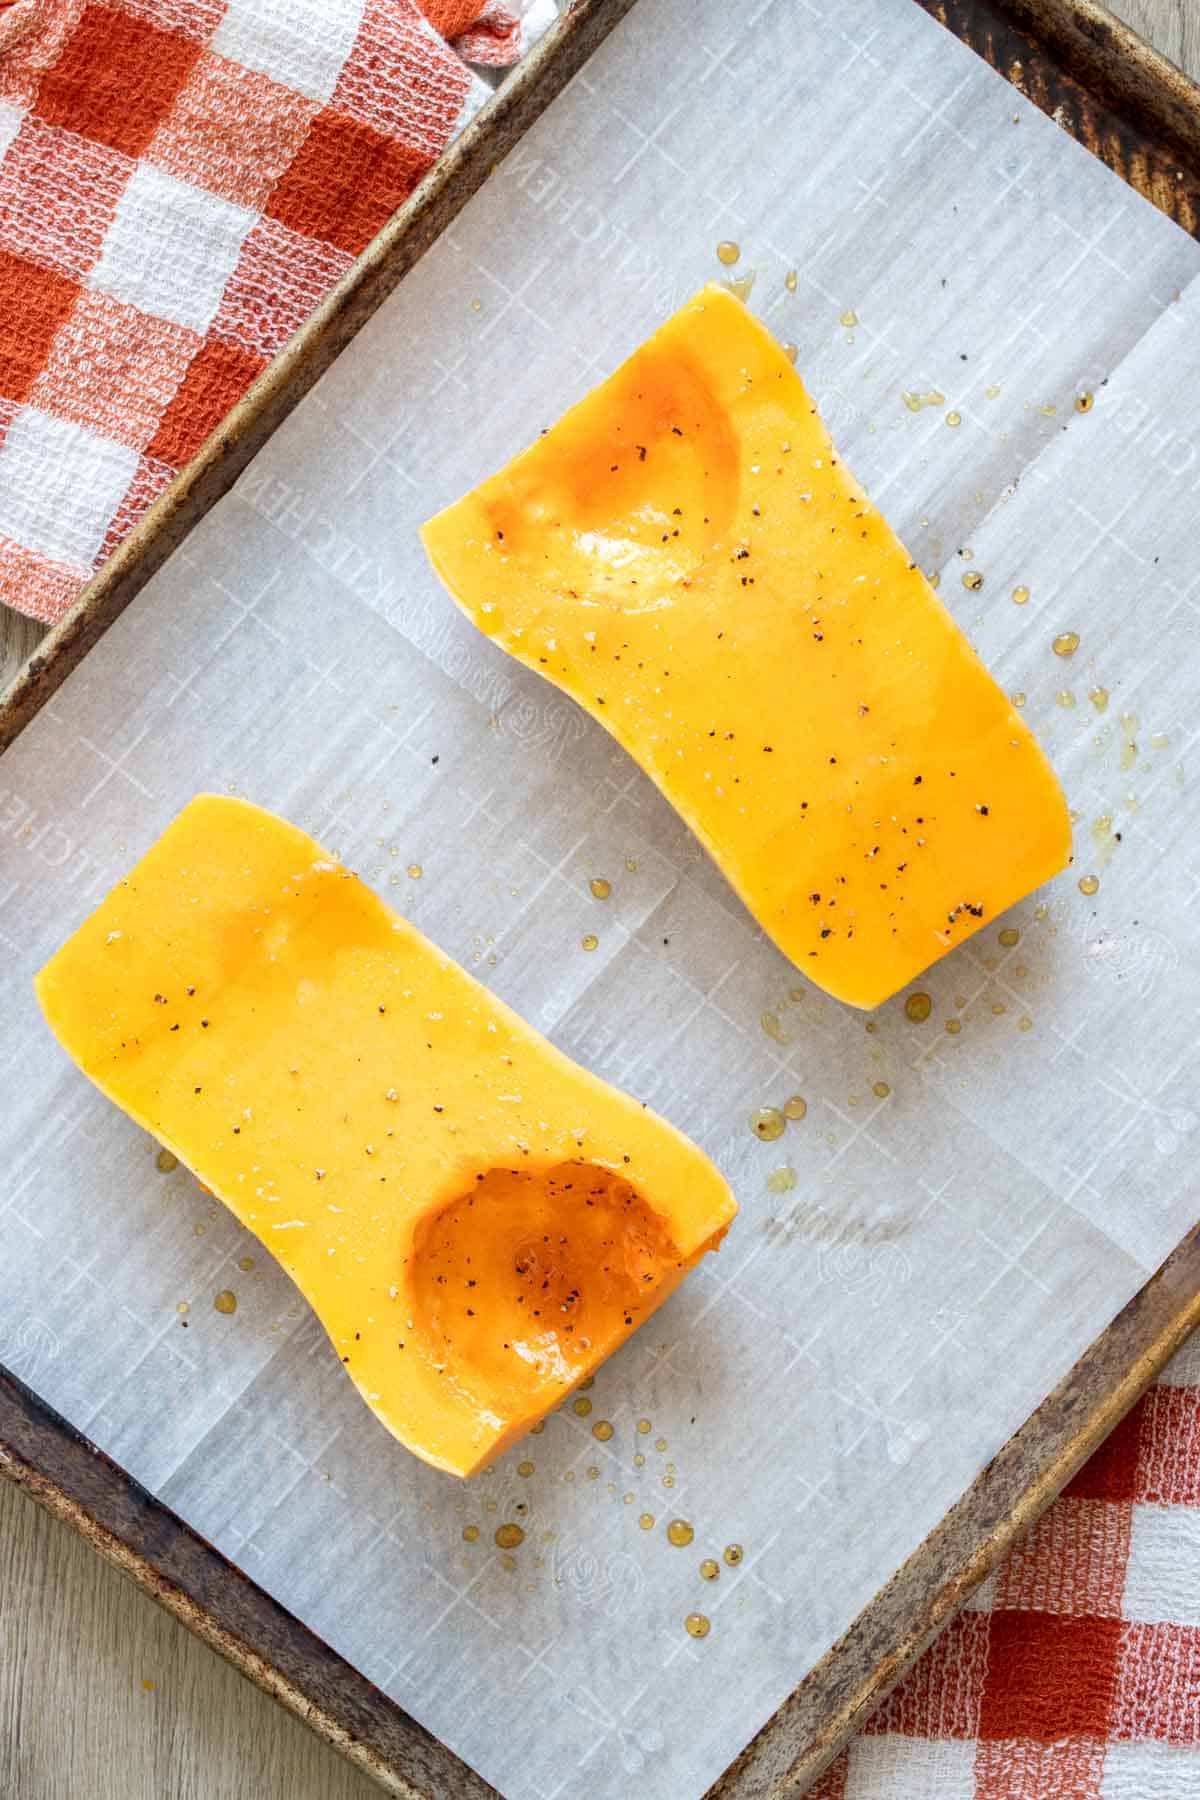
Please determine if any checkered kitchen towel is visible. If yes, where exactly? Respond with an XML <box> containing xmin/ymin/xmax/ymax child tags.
<box><xmin>814</xmin><ymin>1334</ymin><xmax>1200</xmax><ymax>1798</ymax></box>
<box><xmin>8</xmin><ymin>8</ymin><xmax>1200</xmax><ymax>1796</ymax></box>
<box><xmin>0</xmin><ymin>0</ymin><xmax>529</xmax><ymax>627</ymax></box>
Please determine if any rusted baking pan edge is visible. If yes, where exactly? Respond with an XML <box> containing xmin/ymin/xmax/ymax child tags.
<box><xmin>3</xmin><ymin>0</ymin><xmax>1200</xmax><ymax>762</ymax></box>
<box><xmin>3</xmin><ymin>3</ymin><xmax>1200</xmax><ymax>1797</ymax></box>
<box><xmin>710</xmin><ymin>1225</ymin><xmax>1200</xmax><ymax>1796</ymax></box>
<box><xmin>918</xmin><ymin>0</ymin><xmax>1200</xmax><ymax>235</ymax></box>
<box><xmin>0</xmin><ymin>1367</ymin><xmax>496</xmax><ymax>1799</ymax></box>
<box><xmin>5</xmin><ymin>1228</ymin><xmax>1199</xmax><ymax>1800</ymax></box>
<box><xmin>0</xmin><ymin>0</ymin><xmax>640</xmax><ymax>756</ymax></box>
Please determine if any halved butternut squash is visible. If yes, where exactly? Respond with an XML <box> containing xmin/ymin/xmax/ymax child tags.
<box><xmin>34</xmin><ymin>796</ymin><xmax>735</xmax><ymax>1477</ymax></box>
<box><xmin>422</xmin><ymin>284</ymin><xmax>1071</xmax><ymax>1008</ymax></box>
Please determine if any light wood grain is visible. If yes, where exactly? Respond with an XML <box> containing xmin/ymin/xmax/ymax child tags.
<box><xmin>1</xmin><ymin>607</ymin><xmax>44</xmax><ymax>699</ymax></box>
<box><xmin>1</xmin><ymin>5</ymin><xmax>1197</xmax><ymax>1797</ymax></box>
<box><xmin>0</xmin><ymin>1479</ymin><xmax>379</xmax><ymax>1800</ymax></box>
<box><xmin>1105</xmin><ymin>0</ymin><xmax>1200</xmax><ymax>77</ymax></box>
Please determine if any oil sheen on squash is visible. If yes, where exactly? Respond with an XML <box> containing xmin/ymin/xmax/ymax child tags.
<box><xmin>421</xmin><ymin>285</ymin><xmax>1071</xmax><ymax>1009</ymax></box>
<box><xmin>35</xmin><ymin>796</ymin><xmax>735</xmax><ymax>1477</ymax></box>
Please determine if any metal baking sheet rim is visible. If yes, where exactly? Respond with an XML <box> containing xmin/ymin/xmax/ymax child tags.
<box><xmin>1</xmin><ymin>3</ymin><xmax>1198</xmax><ymax>1796</ymax></box>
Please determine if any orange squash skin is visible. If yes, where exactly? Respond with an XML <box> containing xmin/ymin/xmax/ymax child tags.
<box><xmin>422</xmin><ymin>285</ymin><xmax>1071</xmax><ymax>1008</ymax></box>
<box><xmin>34</xmin><ymin>796</ymin><xmax>736</xmax><ymax>1477</ymax></box>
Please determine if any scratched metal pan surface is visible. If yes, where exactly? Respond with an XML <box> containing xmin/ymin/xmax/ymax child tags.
<box><xmin>1</xmin><ymin>3</ymin><xmax>1199</xmax><ymax>1797</ymax></box>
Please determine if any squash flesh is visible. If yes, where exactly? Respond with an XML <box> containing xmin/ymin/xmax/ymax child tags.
<box><xmin>421</xmin><ymin>284</ymin><xmax>1071</xmax><ymax>1008</ymax></box>
<box><xmin>34</xmin><ymin>795</ymin><xmax>735</xmax><ymax>1476</ymax></box>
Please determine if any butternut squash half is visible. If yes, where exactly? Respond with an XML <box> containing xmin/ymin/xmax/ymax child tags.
<box><xmin>422</xmin><ymin>285</ymin><xmax>1071</xmax><ymax>1008</ymax></box>
<box><xmin>35</xmin><ymin>796</ymin><xmax>735</xmax><ymax>1477</ymax></box>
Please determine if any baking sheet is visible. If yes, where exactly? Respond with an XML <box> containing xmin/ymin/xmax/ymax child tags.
<box><xmin>2</xmin><ymin>1</ymin><xmax>1200</xmax><ymax>1795</ymax></box>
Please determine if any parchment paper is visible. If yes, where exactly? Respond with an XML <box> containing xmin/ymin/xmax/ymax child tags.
<box><xmin>3</xmin><ymin>3</ymin><xmax>1200</xmax><ymax>1795</ymax></box>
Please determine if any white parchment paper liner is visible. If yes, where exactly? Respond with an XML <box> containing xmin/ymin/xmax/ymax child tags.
<box><xmin>2</xmin><ymin>3</ymin><xmax>1199</xmax><ymax>1794</ymax></box>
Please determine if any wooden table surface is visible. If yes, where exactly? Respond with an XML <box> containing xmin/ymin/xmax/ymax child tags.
<box><xmin>3</xmin><ymin>5</ymin><xmax>1198</xmax><ymax>1796</ymax></box>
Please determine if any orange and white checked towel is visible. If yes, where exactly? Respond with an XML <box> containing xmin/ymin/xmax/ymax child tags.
<box><xmin>7</xmin><ymin>9</ymin><xmax>1200</xmax><ymax>1795</ymax></box>
<box><xmin>0</xmin><ymin>0</ymin><xmax>526</xmax><ymax>626</ymax></box>
<box><xmin>815</xmin><ymin>1343</ymin><xmax>1200</xmax><ymax>1798</ymax></box>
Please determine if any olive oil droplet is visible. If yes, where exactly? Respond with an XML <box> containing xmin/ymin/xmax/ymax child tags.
<box><xmin>723</xmin><ymin>1543</ymin><xmax>744</xmax><ymax>1566</ymax></box>
<box><xmin>637</xmin><ymin>1417</ymin><xmax>651</xmax><ymax>1434</ymax></box>
<box><xmin>783</xmin><ymin>1094</ymin><xmax>808</xmax><ymax>1121</ymax></box>
<box><xmin>767</xmin><ymin>1166</ymin><xmax>796</xmax><ymax>1194</ymax></box>
<box><xmin>998</xmin><ymin>927</ymin><xmax>1019</xmax><ymax>948</ymax></box>
<box><xmin>589</xmin><ymin>877</ymin><xmax>611</xmax><ymax>900</ymax></box>
<box><xmin>156</xmin><ymin>1148</ymin><xmax>178</xmax><ymax>1173</ymax></box>
<box><xmin>872</xmin><ymin>1081</ymin><xmax>890</xmax><ymax>1099</ymax></box>
<box><xmin>1053</xmin><ymin>632</ymin><xmax>1080</xmax><ymax>657</ymax></box>
<box><xmin>685</xmin><ymin>1612</ymin><xmax>711</xmax><ymax>1639</ymax></box>
<box><xmin>1120</xmin><ymin>713</ymin><xmax>1139</xmax><ymax>770</ymax></box>
<box><xmin>1012</xmin><ymin>586</ymin><xmax>1030</xmax><ymax>605</ymax></box>
<box><xmin>700</xmin><ymin>1559</ymin><xmax>720</xmax><ymax>1581</ymax></box>
<box><xmin>517</xmin><ymin>1461</ymin><xmax>535</xmax><ymax>1477</ymax></box>
<box><xmin>751</xmin><ymin>1107</ymin><xmax>786</xmax><ymax>1142</ymax></box>
<box><xmin>1090</xmin><ymin>814</ymin><xmax>1118</xmax><ymax>867</ymax></box>
<box><xmin>463</xmin><ymin>1525</ymin><xmax>480</xmax><ymax>1543</ymax></box>
<box><xmin>213</xmin><ymin>1289</ymin><xmax>237</xmax><ymax>1316</ymax></box>
<box><xmin>573</xmin><ymin>1395</ymin><xmax>592</xmax><ymax>1417</ymax></box>
<box><xmin>1078</xmin><ymin>873</ymin><xmax>1100</xmax><ymax>896</ymax></box>
<box><xmin>905</xmin><ymin>992</ymin><xmax>932</xmax><ymax>1023</ymax></box>
<box><xmin>495</xmin><ymin>1522</ymin><xmax>525</xmax><ymax>1549</ymax></box>
<box><xmin>716</xmin><ymin>240</ymin><xmax>740</xmax><ymax>266</ymax></box>
<box><xmin>592</xmin><ymin>1419</ymin><xmax>614</xmax><ymax>1442</ymax></box>
<box><xmin>667</xmin><ymin>1519</ymin><xmax>694</xmax><ymax>1547</ymax></box>
<box><xmin>639</xmin><ymin>1513</ymin><xmax>655</xmax><ymax>1531</ymax></box>
<box><xmin>581</xmin><ymin>933</ymin><xmax>599</xmax><ymax>952</ymax></box>
<box><xmin>761</xmin><ymin>1010</ymin><xmax>790</xmax><ymax>1046</ymax></box>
